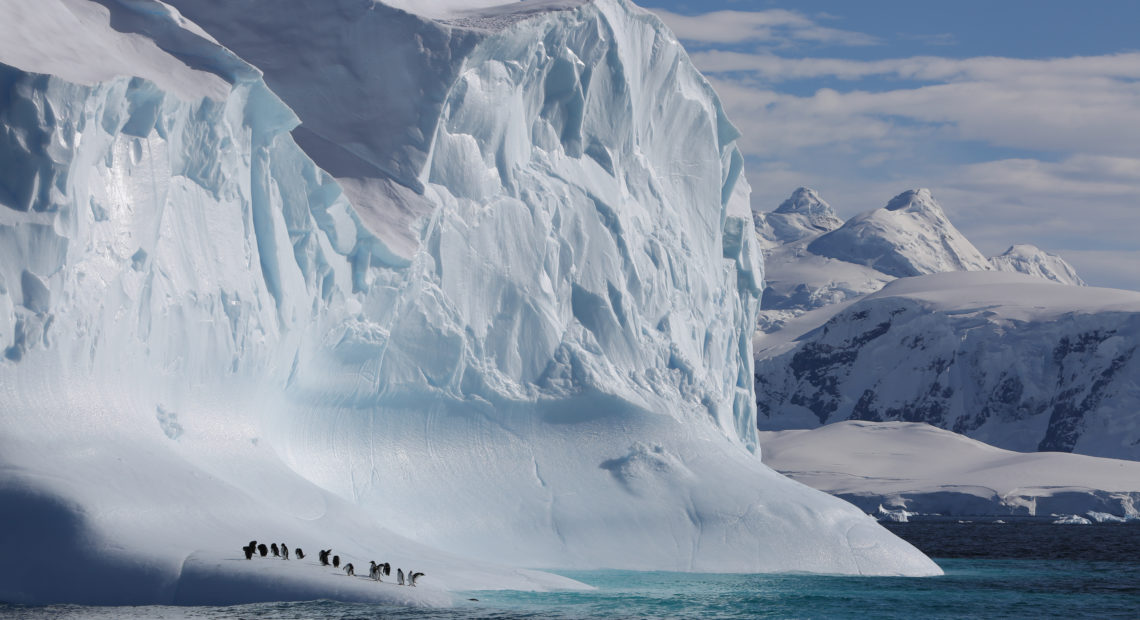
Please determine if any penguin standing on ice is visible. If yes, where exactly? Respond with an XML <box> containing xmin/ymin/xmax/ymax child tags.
<box><xmin>368</xmin><ymin>561</ymin><xmax>380</xmax><ymax>581</ymax></box>
<box><xmin>410</xmin><ymin>572</ymin><xmax>424</xmax><ymax>587</ymax></box>
<box><xmin>332</xmin><ymin>555</ymin><xmax>340</xmax><ymax>569</ymax></box>
<box><xmin>319</xmin><ymin>550</ymin><xmax>329</xmax><ymax>566</ymax></box>
<box><xmin>271</xmin><ymin>543</ymin><xmax>280</xmax><ymax>557</ymax></box>
<box><xmin>295</xmin><ymin>548</ymin><xmax>305</xmax><ymax>560</ymax></box>
<box><xmin>242</xmin><ymin>544</ymin><xmax>254</xmax><ymax>560</ymax></box>
<box><xmin>344</xmin><ymin>563</ymin><xmax>355</xmax><ymax>576</ymax></box>
<box><xmin>397</xmin><ymin>568</ymin><xmax>405</xmax><ymax>586</ymax></box>
<box><xmin>281</xmin><ymin>544</ymin><xmax>289</xmax><ymax>560</ymax></box>
<box><xmin>258</xmin><ymin>544</ymin><xmax>268</xmax><ymax>557</ymax></box>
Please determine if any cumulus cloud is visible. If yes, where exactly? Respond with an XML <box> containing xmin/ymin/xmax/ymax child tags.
<box><xmin>652</xmin><ymin>9</ymin><xmax>879</xmax><ymax>47</ymax></box>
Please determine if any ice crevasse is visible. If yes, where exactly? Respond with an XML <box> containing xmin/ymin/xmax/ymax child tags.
<box><xmin>0</xmin><ymin>0</ymin><xmax>939</xmax><ymax>604</ymax></box>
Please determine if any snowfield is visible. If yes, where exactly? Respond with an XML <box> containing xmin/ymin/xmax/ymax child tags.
<box><xmin>760</xmin><ymin>421</ymin><xmax>1140</xmax><ymax>521</ymax></box>
<box><xmin>0</xmin><ymin>0</ymin><xmax>938</xmax><ymax>606</ymax></box>
<box><xmin>755</xmin><ymin>271</ymin><xmax>1140</xmax><ymax>460</ymax></box>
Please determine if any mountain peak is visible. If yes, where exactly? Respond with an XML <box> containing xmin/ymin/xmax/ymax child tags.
<box><xmin>990</xmin><ymin>244</ymin><xmax>1086</xmax><ymax>286</ymax></box>
<box><xmin>806</xmin><ymin>188</ymin><xmax>991</xmax><ymax>278</ymax></box>
<box><xmin>884</xmin><ymin>188</ymin><xmax>939</xmax><ymax>213</ymax></box>
<box><xmin>759</xmin><ymin>187</ymin><xmax>843</xmax><ymax>244</ymax></box>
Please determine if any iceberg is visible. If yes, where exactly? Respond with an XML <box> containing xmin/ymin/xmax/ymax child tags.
<box><xmin>0</xmin><ymin>0</ymin><xmax>939</xmax><ymax>605</ymax></box>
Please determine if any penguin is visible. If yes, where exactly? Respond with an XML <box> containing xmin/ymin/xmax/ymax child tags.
<box><xmin>410</xmin><ymin>572</ymin><xmax>424</xmax><ymax>587</ymax></box>
<box><xmin>383</xmin><ymin>562</ymin><xmax>391</xmax><ymax>577</ymax></box>
<box><xmin>271</xmin><ymin>543</ymin><xmax>279</xmax><ymax>557</ymax></box>
<box><xmin>319</xmin><ymin>550</ymin><xmax>329</xmax><ymax>566</ymax></box>
<box><xmin>397</xmin><ymin>568</ymin><xmax>405</xmax><ymax>586</ymax></box>
<box><xmin>243</xmin><ymin>544</ymin><xmax>254</xmax><ymax>560</ymax></box>
<box><xmin>248</xmin><ymin>540</ymin><xmax>257</xmax><ymax>550</ymax></box>
<box><xmin>344</xmin><ymin>563</ymin><xmax>354</xmax><ymax>577</ymax></box>
<box><xmin>295</xmin><ymin>548</ymin><xmax>305</xmax><ymax>560</ymax></box>
<box><xmin>258</xmin><ymin>544</ymin><xmax>268</xmax><ymax>557</ymax></box>
<box><xmin>281</xmin><ymin>544</ymin><xmax>289</xmax><ymax>560</ymax></box>
<box><xmin>332</xmin><ymin>555</ymin><xmax>340</xmax><ymax>569</ymax></box>
<box><xmin>368</xmin><ymin>561</ymin><xmax>380</xmax><ymax>581</ymax></box>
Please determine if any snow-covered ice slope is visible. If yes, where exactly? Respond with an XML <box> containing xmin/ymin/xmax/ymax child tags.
<box><xmin>755</xmin><ymin>271</ymin><xmax>1140</xmax><ymax>460</ymax></box>
<box><xmin>760</xmin><ymin>421</ymin><xmax>1140</xmax><ymax>520</ymax></box>
<box><xmin>0</xmin><ymin>0</ymin><xmax>938</xmax><ymax>604</ymax></box>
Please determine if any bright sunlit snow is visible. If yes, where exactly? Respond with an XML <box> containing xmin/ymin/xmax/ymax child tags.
<box><xmin>0</xmin><ymin>0</ymin><xmax>939</xmax><ymax>606</ymax></box>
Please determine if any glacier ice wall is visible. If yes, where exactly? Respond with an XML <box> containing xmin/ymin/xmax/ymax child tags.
<box><xmin>0</xmin><ymin>0</ymin><xmax>941</xmax><ymax>600</ymax></box>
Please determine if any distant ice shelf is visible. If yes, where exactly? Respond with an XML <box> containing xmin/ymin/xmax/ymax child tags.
<box><xmin>760</xmin><ymin>420</ymin><xmax>1140</xmax><ymax>521</ymax></box>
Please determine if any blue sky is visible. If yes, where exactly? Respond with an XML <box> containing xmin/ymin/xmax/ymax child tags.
<box><xmin>639</xmin><ymin>0</ymin><xmax>1140</xmax><ymax>290</ymax></box>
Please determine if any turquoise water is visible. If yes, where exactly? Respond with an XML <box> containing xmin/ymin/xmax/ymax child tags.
<box><xmin>4</xmin><ymin>524</ymin><xmax>1139</xmax><ymax>619</ymax></box>
<box><xmin>2</xmin><ymin>560</ymin><xmax>1138</xmax><ymax>619</ymax></box>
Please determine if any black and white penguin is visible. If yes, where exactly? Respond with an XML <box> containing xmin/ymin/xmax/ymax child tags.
<box><xmin>295</xmin><ymin>548</ymin><xmax>305</xmax><ymax>560</ymax></box>
<box><xmin>382</xmin><ymin>562</ymin><xmax>391</xmax><ymax>577</ymax></box>
<box><xmin>243</xmin><ymin>544</ymin><xmax>254</xmax><ymax>560</ymax></box>
<box><xmin>397</xmin><ymin>568</ymin><xmax>405</xmax><ymax>586</ymax></box>
<box><xmin>281</xmin><ymin>544</ymin><xmax>289</xmax><ymax>560</ymax></box>
<box><xmin>410</xmin><ymin>572</ymin><xmax>424</xmax><ymax>587</ymax></box>
<box><xmin>344</xmin><ymin>563</ymin><xmax>355</xmax><ymax>577</ymax></box>
<box><xmin>368</xmin><ymin>561</ymin><xmax>380</xmax><ymax>581</ymax></box>
<box><xmin>271</xmin><ymin>543</ymin><xmax>279</xmax><ymax>557</ymax></box>
<box><xmin>332</xmin><ymin>555</ymin><xmax>340</xmax><ymax>569</ymax></box>
<box><xmin>258</xmin><ymin>544</ymin><xmax>268</xmax><ymax>557</ymax></box>
<box><xmin>319</xmin><ymin>550</ymin><xmax>329</xmax><ymax>566</ymax></box>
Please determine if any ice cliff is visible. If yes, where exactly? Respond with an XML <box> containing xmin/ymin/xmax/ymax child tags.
<box><xmin>0</xmin><ymin>0</ymin><xmax>939</xmax><ymax>605</ymax></box>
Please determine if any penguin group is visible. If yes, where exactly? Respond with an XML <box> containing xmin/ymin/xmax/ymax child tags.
<box><xmin>243</xmin><ymin>540</ymin><xmax>298</xmax><ymax>561</ymax></box>
<box><xmin>241</xmin><ymin>539</ymin><xmax>423</xmax><ymax>587</ymax></box>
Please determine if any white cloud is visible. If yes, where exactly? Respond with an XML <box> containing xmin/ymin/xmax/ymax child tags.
<box><xmin>702</xmin><ymin>54</ymin><xmax>1140</xmax><ymax>160</ymax></box>
<box><xmin>651</xmin><ymin>9</ymin><xmax>879</xmax><ymax>47</ymax></box>
<box><xmin>655</xmin><ymin>8</ymin><xmax>1140</xmax><ymax>290</ymax></box>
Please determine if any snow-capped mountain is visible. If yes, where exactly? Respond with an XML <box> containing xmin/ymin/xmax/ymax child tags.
<box><xmin>754</xmin><ymin>272</ymin><xmax>1140</xmax><ymax>460</ymax></box>
<box><xmin>0</xmin><ymin>0</ymin><xmax>938</xmax><ymax>604</ymax></box>
<box><xmin>991</xmin><ymin>244</ymin><xmax>1086</xmax><ymax>286</ymax></box>
<box><xmin>752</xmin><ymin>187</ymin><xmax>1089</xmax><ymax>334</ymax></box>
<box><xmin>755</xmin><ymin>186</ymin><xmax>843</xmax><ymax>247</ymax></box>
<box><xmin>760</xmin><ymin>421</ymin><xmax>1140</xmax><ymax>520</ymax></box>
<box><xmin>806</xmin><ymin>188</ymin><xmax>992</xmax><ymax>279</ymax></box>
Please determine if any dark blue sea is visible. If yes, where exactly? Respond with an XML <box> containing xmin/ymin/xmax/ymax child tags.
<box><xmin>3</xmin><ymin>522</ymin><xmax>1138</xmax><ymax>619</ymax></box>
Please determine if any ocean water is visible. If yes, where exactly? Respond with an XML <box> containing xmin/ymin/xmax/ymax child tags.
<box><xmin>3</xmin><ymin>523</ymin><xmax>1138</xmax><ymax>619</ymax></box>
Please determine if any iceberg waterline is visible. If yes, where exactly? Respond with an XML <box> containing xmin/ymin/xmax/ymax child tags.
<box><xmin>0</xmin><ymin>0</ymin><xmax>939</xmax><ymax>604</ymax></box>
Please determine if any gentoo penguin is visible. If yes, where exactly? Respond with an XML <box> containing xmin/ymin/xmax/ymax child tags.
<box><xmin>271</xmin><ymin>543</ymin><xmax>279</xmax><ymax>557</ymax></box>
<box><xmin>397</xmin><ymin>568</ymin><xmax>405</xmax><ymax>586</ymax></box>
<box><xmin>258</xmin><ymin>544</ymin><xmax>268</xmax><ymax>557</ymax></box>
<box><xmin>410</xmin><ymin>572</ymin><xmax>424</xmax><ymax>587</ymax></box>
<box><xmin>332</xmin><ymin>555</ymin><xmax>340</xmax><ymax>569</ymax></box>
<box><xmin>243</xmin><ymin>544</ymin><xmax>254</xmax><ymax>560</ymax></box>
<box><xmin>295</xmin><ymin>548</ymin><xmax>305</xmax><ymax>560</ymax></box>
<box><xmin>319</xmin><ymin>550</ymin><xmax>329</xmax><ymax>566</ymax></box>
<box><xmin>281</xmin><ymin>544</ymin><xmax>289</xmax><ymax>560</ymax></box>
<box><xmin>344</xmin><ymin>563</ymin><xmax>355</xmax><ymax>577</ymax></box>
